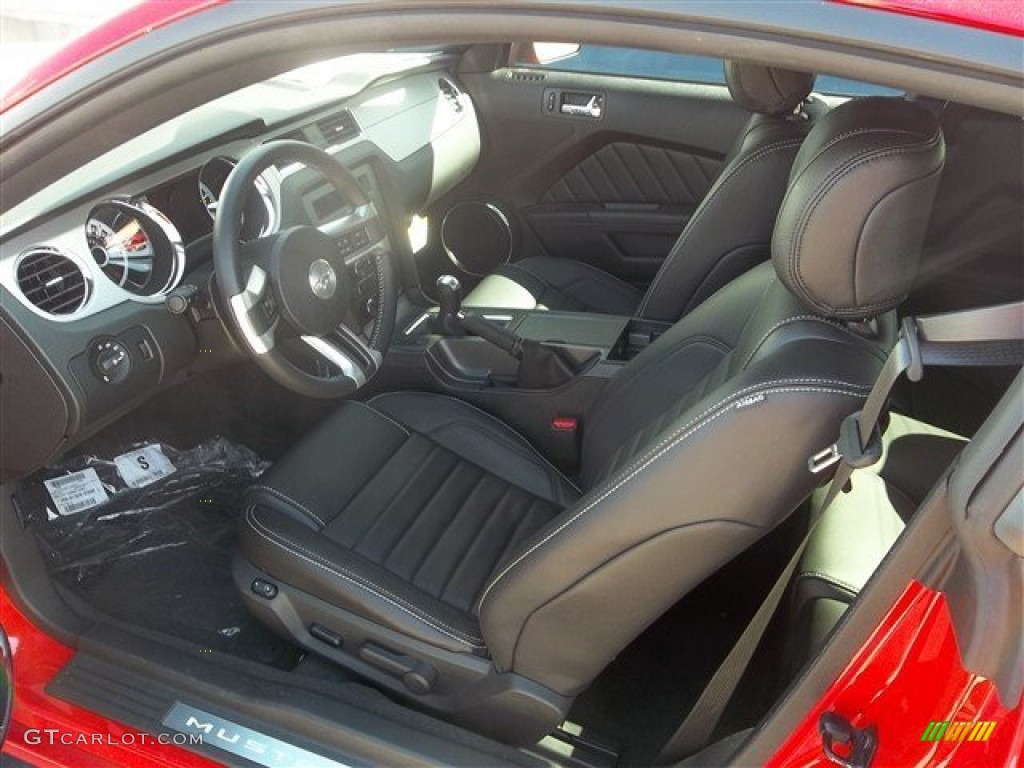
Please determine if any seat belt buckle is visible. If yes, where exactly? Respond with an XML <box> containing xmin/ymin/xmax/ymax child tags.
<box><xmin>808</xmin><ymin>412</ymin><xmax>883</xmax><ymax>474</ymax></box>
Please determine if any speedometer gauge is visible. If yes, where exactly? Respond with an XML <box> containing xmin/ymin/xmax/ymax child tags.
<box><xmin>86</xmin><ymin>200</ymin><xmax>184</xmax><ymax>297</ymax></box>
<box><xmin>198</xmin><ymin>156</ymin><xmax>279</xmax><ymax>241</ymax></box>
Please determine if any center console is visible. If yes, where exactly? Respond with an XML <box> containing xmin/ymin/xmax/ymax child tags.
<box><xmin>421</xmin><ymin>309</ymin><xmax>627</xmax><ymax>388</ymax></box>
<box><xmin>379</xmin><ymin>277</ymin><xmax>670</xmax><ymax>473</ymax></box>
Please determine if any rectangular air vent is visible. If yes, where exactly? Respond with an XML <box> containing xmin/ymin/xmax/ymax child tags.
<box><xmin>315</xmin><ymin>110</ymin><xmax>359</xmax><ymax>147</ymax></box>
<box><xmin>507</xmin><ymin>70</ymin><xmax>546</xmax><ymax>83</ymax></box>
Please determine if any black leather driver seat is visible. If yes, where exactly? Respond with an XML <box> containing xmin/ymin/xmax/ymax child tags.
<box><xmin>463</xmin><ymin>60</ymin><xmax>817</xmax><ymax>321</ymax></box>
<box><xmin>236</xmin><ymin>97</ymin><xmax>944</xmax><ymax>745</ymax></box>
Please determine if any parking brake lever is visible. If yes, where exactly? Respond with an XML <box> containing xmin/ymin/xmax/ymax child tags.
<box><xmin>435</xmin><ymin>275</ymin><xmax>524</xmax><ymax>359</ymax></box>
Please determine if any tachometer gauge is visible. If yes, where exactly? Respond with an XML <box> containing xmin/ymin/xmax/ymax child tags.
<box><xmin>86</xmin><ymin>200</ymin><xmax>184</xmax><ymax>297</ymax></box>
<box><xmin>198</xmin><ymin>156</ymin><xmax>279</xmax><ymax>241</ymax></box>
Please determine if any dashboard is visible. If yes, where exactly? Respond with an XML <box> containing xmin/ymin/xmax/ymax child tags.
<box><xmin>0</xmin><ymin>64</ymin><xmax>481</xmax><ymax>481</ymax></box>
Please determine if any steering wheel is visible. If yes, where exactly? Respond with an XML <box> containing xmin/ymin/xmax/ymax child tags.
<box><xmin>213</xmin><ymin>141</ymin><xmax>397</xmax><ymax>398</ymax></box>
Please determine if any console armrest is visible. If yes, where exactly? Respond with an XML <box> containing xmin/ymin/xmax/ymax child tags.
<box><xmin>514</xmin><ymin>312</ymin><xmax>629</xmax><ymax>350</ymax></box>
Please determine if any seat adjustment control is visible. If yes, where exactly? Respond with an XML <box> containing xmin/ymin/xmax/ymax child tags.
<box><xmin>359</xmin><ymin>643</ymin><xmax>436</xmax><ymax>694</ymax></box>
<box><xmin>250</xmin><ymin>578</ymin><xmax>278</xmax><ymax>599</ymax></box>
<box><xmin>309</xmin><ymin>623</ymin><xmax>343</xmax><ymax>648</ymax></box>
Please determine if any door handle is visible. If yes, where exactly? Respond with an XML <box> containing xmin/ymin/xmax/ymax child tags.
<box><xmin>561</xmin><ymin>94</ymin><xmax>604</xmax><ymax>118</ymax></box>
<box><xmin>545</xmin><ymin>89</ymin><xmax>604</xmax><ymax>119</ymax></box>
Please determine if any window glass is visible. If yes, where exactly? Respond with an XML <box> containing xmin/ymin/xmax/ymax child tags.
<box><xmin>815</xmin><ymin>75</ymin><xmax>902</xmax><ymax>97</ymax></box>
<box><xmin>517</xmin><ymin>44</ymin><xmax>902</xmax><ymax>97</ymax></box>
<box><xmin>518</xmin><ymin>45</ymin><xmax>725</xmax><ymax>84</ymax></box>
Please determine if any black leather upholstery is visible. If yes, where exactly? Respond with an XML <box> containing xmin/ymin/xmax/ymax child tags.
<box><xmin>242</xmin><ymin>396</ymin><xmax>577</xmax><ymax>652</ymax></box>
<box><xmin>478</xmin><ymin>263</ymin><xmax>895</xmax><ymax>694</ymax></box>
<box><xmin>724</xmin><ymin>60</ymin><xmax>815</xmax><ymax>116</ymax></box>
<box><xmin>635</xmin><ymin>112</ymin><xmax>812</xmax><ymax>320</ymax></box>
<box><xmin>464</xmin><ymin>60</ymin><xmax>816</xmax><ymax>321</ymax></box>
<box><xmin>773</xmin><ymin>97</ymin><xmax>944</xmax><ymax>318</ymax></box>
<box><xmin>237</xmin><ymin>97</ymin><xmax>944</xmax><ymax>742</ymax></box>
<box><xmin>790</xmin><ymin>415</ymin><xmax>965</xmax><ymax>660</ymax></box>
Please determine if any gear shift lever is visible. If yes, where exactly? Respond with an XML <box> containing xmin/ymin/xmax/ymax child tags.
<box><xmin>436</xmin><ymin>274</ymin><xmax>463</xmax><ymax>335</ymax></box>
<box><xmin>435</xmin><ymin>274</ymin><xmax>523</xmax><ymax>357</ymax></box>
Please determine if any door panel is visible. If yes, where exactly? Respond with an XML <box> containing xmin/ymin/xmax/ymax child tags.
<box><xmin>539</xmin><ymin>142</ymin><xmax>719</xmax><ymax>206</ymax></box>
<box><xmin>525</xmin><ymin>204</ymin><xmax>691</xmax><ymax>281</ymax></box>
<box><xmin>529</xmin><ymin>141</ymin><xmax>720</xmax><ymax>279</ymax></box>
<box><xmin>428</xmin><ymin>63</ymin><xmax>750</xmax><ymax>290</ymax></box>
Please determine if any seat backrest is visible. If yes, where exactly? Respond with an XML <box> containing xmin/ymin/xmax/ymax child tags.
<box><xmin>635</xmin><ymin>61</ymin><xmax>816</xmax><ymax>322</ymax></box>
<box><xmin>478</xmin><ymin>97</ymin><xmax>945</xmax><ymax>697</ymax></box>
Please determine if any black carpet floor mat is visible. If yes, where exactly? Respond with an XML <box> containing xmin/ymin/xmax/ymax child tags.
<box><xmin>15</xmin><ymin>437</ymin><xmax>302</xmax><ymax>669</ymax></box>
<box><xmin>74</xmin><ymin>542</ymin><xmax>300</xmax><ymax>668</ymax></box>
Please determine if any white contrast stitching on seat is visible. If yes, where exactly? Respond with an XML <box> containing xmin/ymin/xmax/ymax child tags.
<box><xmin>786</xmin><ymin>141</ymin><xmax>941</xmax><ymax>317</ymax></box>
<box><xmin>246</xmin><ymin>506</ymin><xmax>485</xmax><ymax>647</ymax></box>
<box><xmin>348</xmin><ymin>400</ymin><xmax>411</xmax><ymax>435</ymax></box>
<box><xmin>370</xmin><ymin>392</ymin><xmax>582</xmax><ymax>495</ymax></box>
<box><xmin>249</xmin><ymin>485</ymin><xmax>327</xmax><ymax>527</ymax></box>
<box><xmin>793</xmin><ymin>126</ymin><xmax>932</xmax><ymax>182</ymax></box>
<box><xmin>477</xmin><ymin>378</ymin><xmax>871</xmax><ymax>612</ymax></box>
<box><xmin>741</xmin><ymin>314</ymin><xmax>849</xmax><ymax>369</ymax></box>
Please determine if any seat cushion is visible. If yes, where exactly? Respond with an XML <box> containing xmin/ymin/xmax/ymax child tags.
<box><xmin>463</xmin><ymin>257</ymin><xmax>644</xmax><ymax>315</ymax></box>
<box><xmin>240</xmin><ymin>394</ymin><xmax>578</xmax><ymax>653</ymax></box>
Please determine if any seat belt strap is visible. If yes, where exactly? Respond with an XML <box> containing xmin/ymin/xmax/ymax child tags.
<box><xmin>657</xmin><ymin>300</ymin><xmax>1024</xmax><ymax>763</ymax></box>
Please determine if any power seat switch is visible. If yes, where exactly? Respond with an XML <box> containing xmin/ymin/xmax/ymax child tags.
<box><xmin>250</xmin><ymin>578</ymin><xmax>278</xmax><ymax>600</ymax></box>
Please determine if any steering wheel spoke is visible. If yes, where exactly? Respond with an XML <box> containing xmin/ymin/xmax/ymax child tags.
<box><xmin>215</xmin><ymin>140</ymin><xmax>395</xmax><ymax>398</ymax></box>
<box><xmin>300</xmin><ymin>326</ymin><xmax>382</xmax><ymax>387</ymax></box>
<box><xmin>228</xmin><ymin>264</ymin><xmax>279</xmax><ymax>354</ymax></box>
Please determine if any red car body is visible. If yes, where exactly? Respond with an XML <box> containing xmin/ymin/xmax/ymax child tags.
<box><xmin>1</xmin><ymin>2</ymin><xmax>1021</xmax><ymax>766</ymax></box>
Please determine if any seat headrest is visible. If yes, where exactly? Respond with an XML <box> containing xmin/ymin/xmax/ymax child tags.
<box><xmin>725</xmin><ymin>60</ymin><xmax>814</xmax><ymax>115</ymax></box>
<box><xmin>772</xmin><ymin>97</ymin><xmax>945</xmax><ymax>320</ymax></box>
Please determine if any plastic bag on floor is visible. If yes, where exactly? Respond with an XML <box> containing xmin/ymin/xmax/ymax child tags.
<box><xmin>13</xmin><ymin>437</ymin><xmax>268</xmax><ymax>582</ymax></box>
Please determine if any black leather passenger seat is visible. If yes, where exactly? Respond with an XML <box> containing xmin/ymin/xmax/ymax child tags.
<box><xmin>789</xmin><ymin>413</ymin><xmax>967</xmax><ymax>663</ymax></box>
<box><xmin>463</xmin><ymin>60</ymin><xmax>818</xmax><ymax>322</ymax></box>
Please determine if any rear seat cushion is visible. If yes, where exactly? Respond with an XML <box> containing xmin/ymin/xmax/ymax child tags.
<box><xmin>791</xmin><ymin>414</ymin><xmax>966</xmax><ymax>657</ymax></box>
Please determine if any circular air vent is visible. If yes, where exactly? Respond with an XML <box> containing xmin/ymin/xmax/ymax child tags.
<box><xmin>16</xmin><ymin>246</ymin><xmax>90</xmax><ymax>316</ymax></box>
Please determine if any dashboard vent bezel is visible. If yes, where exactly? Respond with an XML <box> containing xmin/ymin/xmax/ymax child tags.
<box><xmin>438</xmin><ymin>77</ymin><xmax>464</xmax><ymax>113</ymax></box>
<box><xmin>15</xmin><ymin>246</ymin><xmax>91</xmax><ymax>317</ymax></box>
<box><xmin>315</xmin><ymin>110</ymin><xmax>360</xmax><ymax>147</ymax></box>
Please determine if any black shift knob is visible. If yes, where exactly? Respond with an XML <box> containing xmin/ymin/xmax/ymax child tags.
<box><xmin>437</xmin><ymin>274</ymin><xmax>462</xmax><ymax>315</ymax></box>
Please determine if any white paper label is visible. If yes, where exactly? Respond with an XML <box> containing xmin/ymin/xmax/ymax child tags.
<box><xmin>115</xmin><ymin>445</ymin><xmax>176</xmax><ymax>488</ymax></box>
<box><xmin>44</xmin><ymin>468</ymin><xmax>110</xmax><ymax>517</ymax></box>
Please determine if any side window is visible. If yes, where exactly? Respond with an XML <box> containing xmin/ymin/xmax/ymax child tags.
<box><xmin>515</xmin><ymin>44</ymin><xmax>725</xmax><ymax>85</ymax></box>
<box><xmin>815</xmin><ymin>75</ymin><xmax>902</xmax><ymax>97</ymax></box>
<box><xmin>515</xmin><ymin>44</ymin><xmax>901</xmax><ymax>97</ymax></box>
